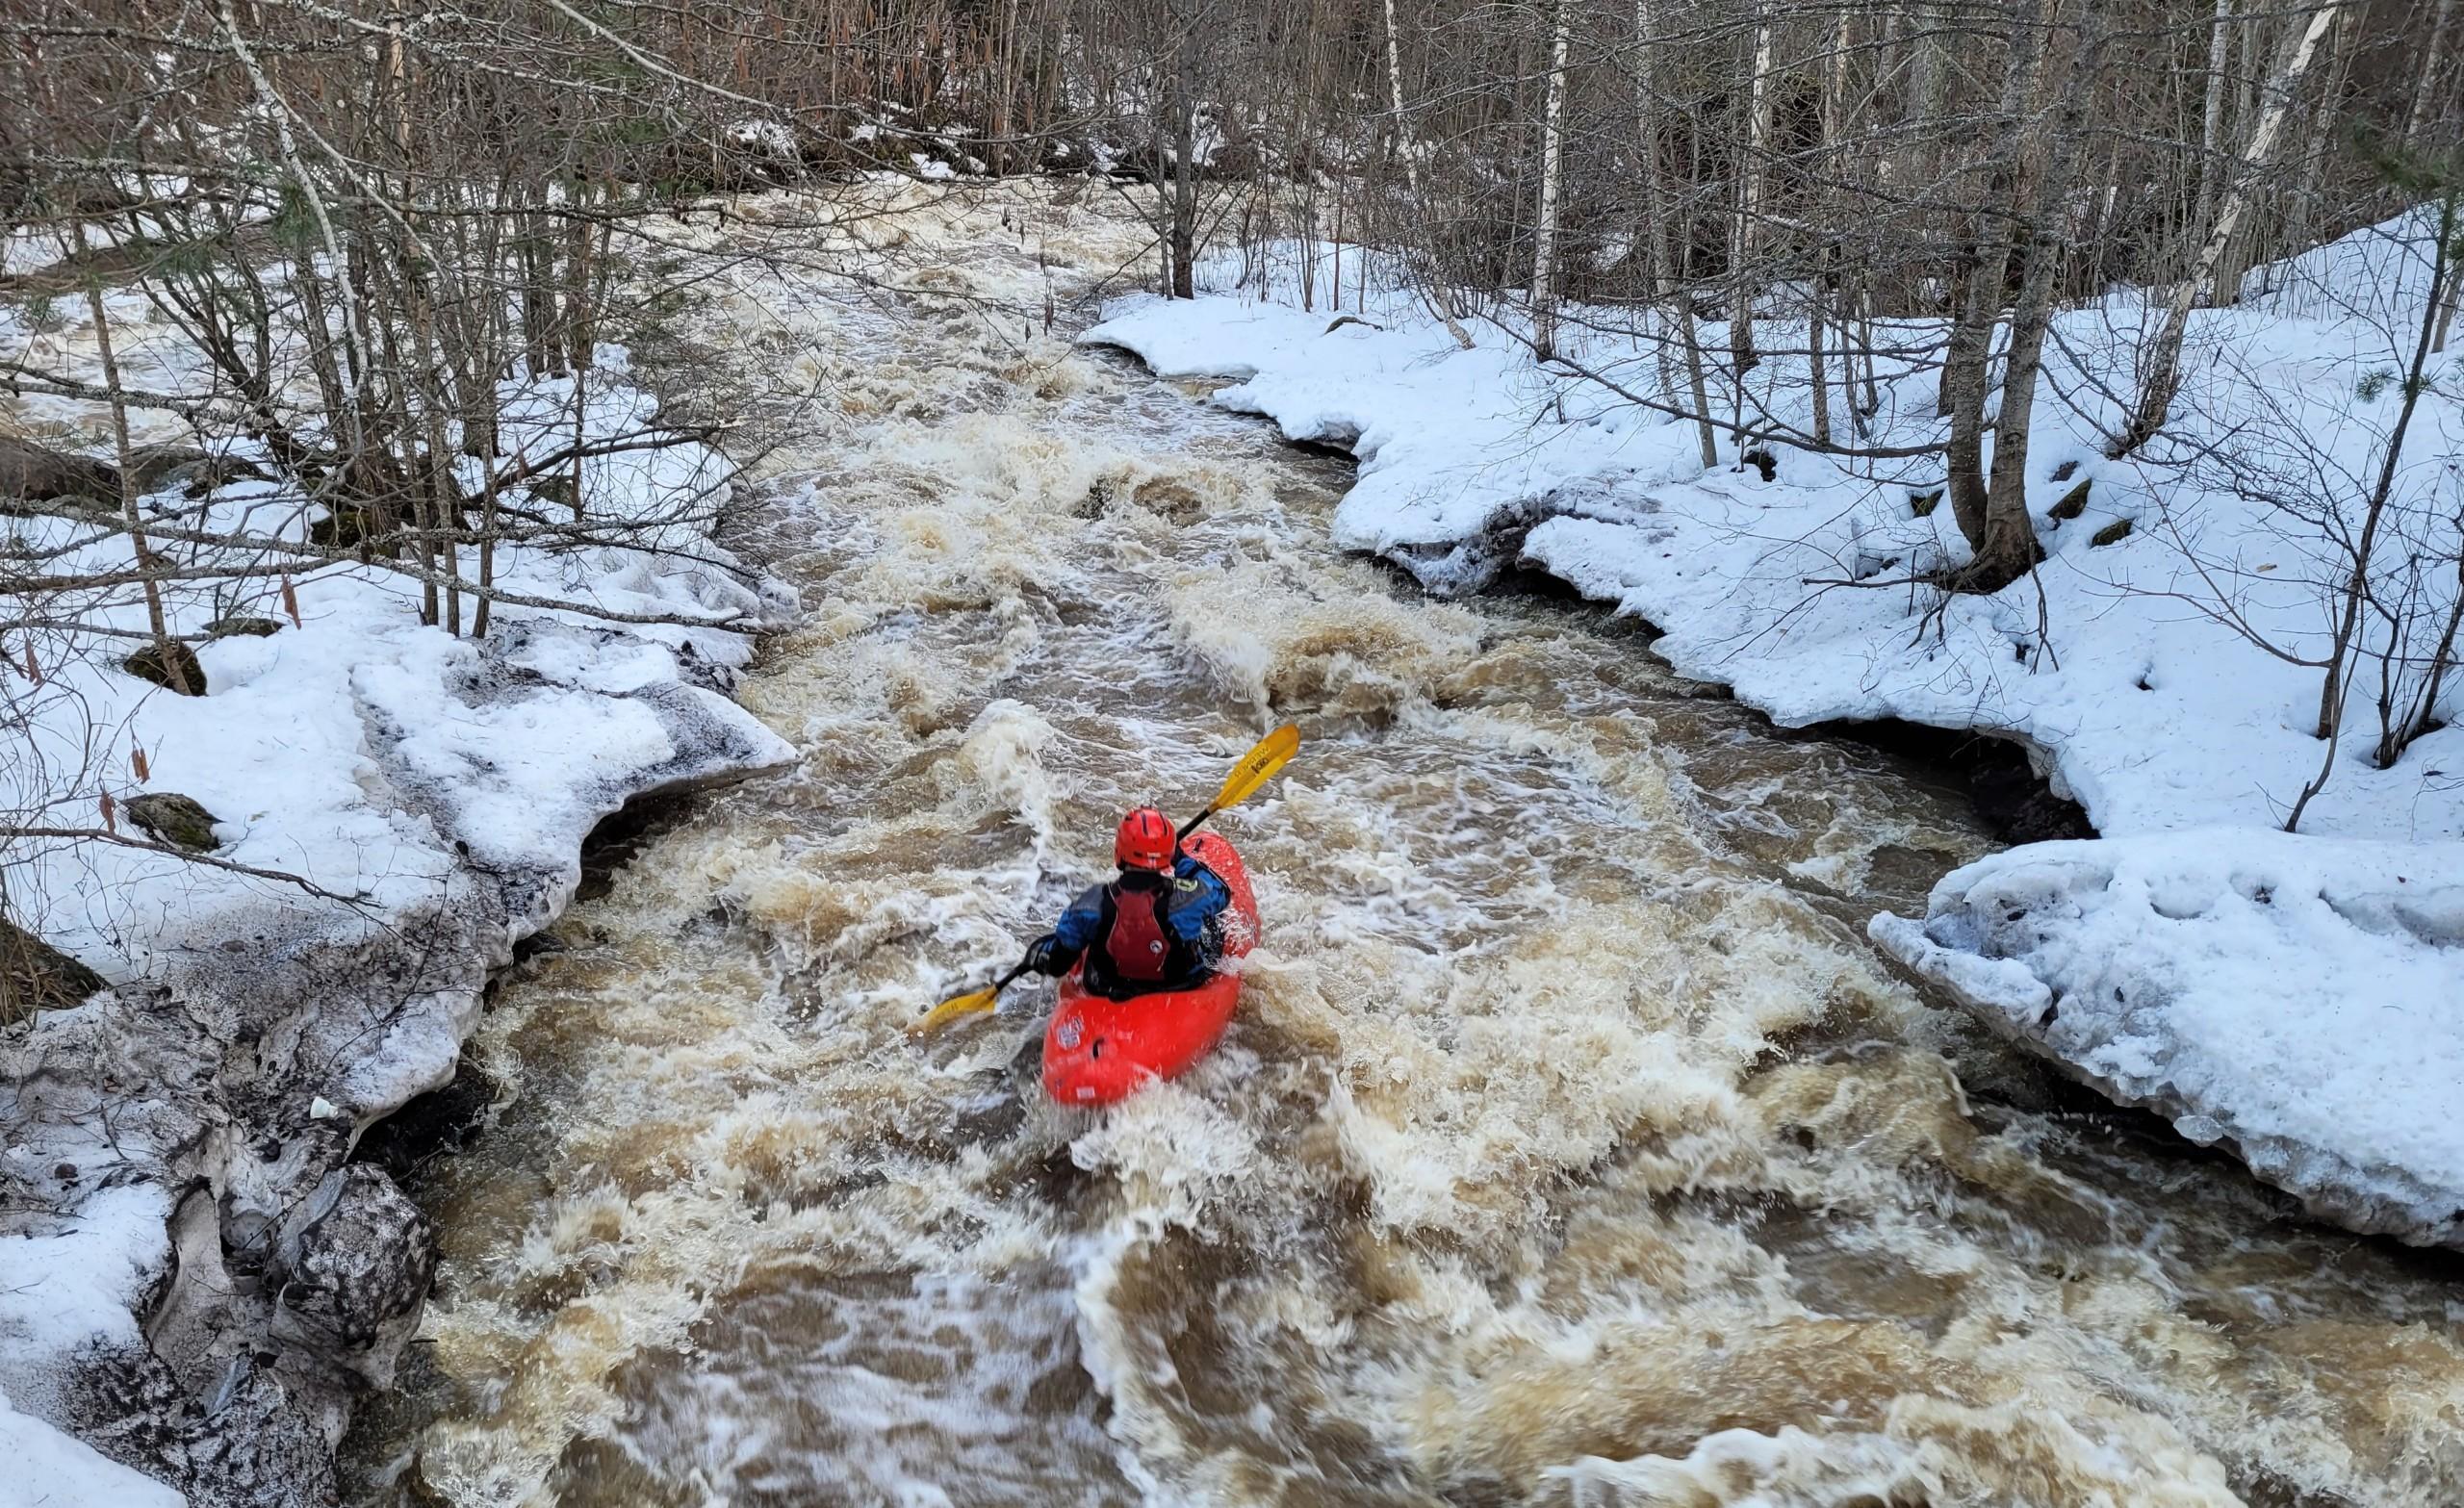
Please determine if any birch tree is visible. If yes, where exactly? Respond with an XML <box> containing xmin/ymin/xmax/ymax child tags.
<box><xmin>2111</xmin><ymin>0</ymin><xmax>2345</xmax><ymax>455</ymax></box>
<box><xmin>2194</xmin><ymin>0</ymin><xmax>2233</xmax><ymax>230</ymax></box>
<box><xmin>1729</xmin><ymin>1</ymin><xmax>1778</xmax><ymax>417</ymax></box>
<box><xmin>1528</xmin><ymin>0</ymin><xmax>1576</xmax><ymax>361</ymax></box>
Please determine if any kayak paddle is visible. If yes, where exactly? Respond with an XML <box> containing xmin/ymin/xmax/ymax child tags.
<box><xmin>911</xmin><ymin>723</ymin><xmax>1301</xmax><ymax>1036</ymax></box>
<box><xmin>1179</xmin><ymin>723</ymin><xmax>1300</xmax><ymax>840</ymax></box>
<box><xmin>909</xmin><ymin>958</ymin><xmax>1035</xmax><ymax>1036</ymax></box>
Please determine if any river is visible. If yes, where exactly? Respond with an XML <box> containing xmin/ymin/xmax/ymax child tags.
<box><xmin>341</xmin><ymin>183</ymin><xmax>2464</xmax><ymax>1508</ymax></box>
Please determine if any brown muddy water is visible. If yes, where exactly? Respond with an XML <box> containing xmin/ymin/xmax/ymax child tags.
<box><xmin>342</xmin><ymin>185</ymin><xmax>2464</xmax><ymax>1508</ymax></box>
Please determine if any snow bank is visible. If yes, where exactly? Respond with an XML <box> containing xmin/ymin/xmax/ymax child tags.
<box><xmin>1085</xmin><ymin>212</ymin><xmax>2464</xmax><ymax>1249</ymax></box>
<box><xmin>0</xmin><ymin>308</ymin><xmax>797</xmax><ymax>970</ymax></box>
<box><xmin>1086</xmin><ymin>268</ymin><xmax>1670</xmax><ymax>593</ymax></box>
<box><xmin>1871</xmin><ymin>832</ymin><xmax>2464</xmax><ymax>1245</ymax></box>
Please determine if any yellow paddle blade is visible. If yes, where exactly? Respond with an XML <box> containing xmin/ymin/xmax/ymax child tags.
<box><xmin>910</xmin><ymin>985</ymin><xmax>999</xmax><ymax>1036</ymax></box>
<box><xmin>1211</xmin><ymin>725</ymin><xmax>1300</xmax><ymax>812</ymax></box>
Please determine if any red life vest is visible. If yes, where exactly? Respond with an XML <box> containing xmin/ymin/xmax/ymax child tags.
<box><xmin>1105</xmin><ymin>884</ymin><xmax>1172</xmax><ymax>984</ymax></box>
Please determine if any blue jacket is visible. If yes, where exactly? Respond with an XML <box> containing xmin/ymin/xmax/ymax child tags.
<box><xmin>1046</xmin><ymin>855</ymin><xmax>1231</xmax><ymax>994</ymax></box>
<box><xmin>1056</xmin><ymin>854</ymin><xmax>1228</xmax><ymax>948</ymax></box>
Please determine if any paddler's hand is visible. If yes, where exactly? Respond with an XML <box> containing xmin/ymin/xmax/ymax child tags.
<box><xmin>1023</xmin><ymin>934</ymin><xmax>1065</xmax><ymax>976</ymax></box>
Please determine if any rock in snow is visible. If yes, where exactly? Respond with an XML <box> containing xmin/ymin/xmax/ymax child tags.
<box><xmin>1870</xmin><ymin>831</ymin><xmax>2464</xmax><ymax>1249</ymax></box>
<box><xmin>269</xmin><ymin>1167</ymin><xmax>436</xmax><ymax>1391</ymax></box>
<box><xmin>124</xmin><ymin>791</ymin><xmax>223</xmax><ymax>853</ymax></box>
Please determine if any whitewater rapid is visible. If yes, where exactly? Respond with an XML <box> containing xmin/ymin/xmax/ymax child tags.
<box><xmin>344</xmin><ymin>184</ymin><xmax>2464</xmax><ymax>1508</ymax></box>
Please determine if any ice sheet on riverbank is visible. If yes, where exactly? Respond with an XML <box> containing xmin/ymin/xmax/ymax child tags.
<box><xmin>1871</xmin><ymin>831</ymin><xmax>2464</xmax><ymax>1245</ymax></box>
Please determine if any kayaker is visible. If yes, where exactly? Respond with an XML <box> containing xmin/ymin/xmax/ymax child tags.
<box><xmin>1024</xmin><ymin>806</ymin><xmax>1232</xmax><ymax>1000</ymax></box>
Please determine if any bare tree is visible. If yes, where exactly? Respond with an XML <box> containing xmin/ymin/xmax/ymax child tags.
<box><xmin>1529</xmin><ymin>0</ymin><xmax>1578</xmax><ymax>360</ymax></box>
<box><xmin>2114</xmin><ymin>0</ymin><xmax>2347</xmax><ymax>456</ymax></box>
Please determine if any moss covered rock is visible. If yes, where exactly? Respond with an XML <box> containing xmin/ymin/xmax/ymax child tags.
<box><xmin>2048</xmin><ymin>478</ymin><xmax>2092</xmax><ymax>522</ymax></box>
<box><xmin>206</xmin><ymin>616</ymin><xmax>283</xmax><ymax>640</ymax></box>
<box><xmin>2092</xmin><ymin>517</ymin><xmax>2134</xmax><ymax>547</ymax></box>
<box><xmin>126</xmin><ymin>792</ymin><xmax>222</xmax><ymax>852</ymax></box>
<box><xmin>122</xmin><ymin>640</ymin><xmax>208</xmax><ymax>695</ymax></box>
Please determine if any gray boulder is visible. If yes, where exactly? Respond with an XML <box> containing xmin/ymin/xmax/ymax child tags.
<box><xmin>267</xmin><ymin>1166</ymin><xmax>437</xmax><ymax>1391</ymax></box>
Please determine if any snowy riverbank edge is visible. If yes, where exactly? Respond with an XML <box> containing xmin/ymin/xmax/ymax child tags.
<box><xmin>1082</xmin><ymin>219</ymin><xmax>2464</xmax><ymax>1253</ymax></box>
<box><xmin>2</xmin><ymin>640</ymin><xmax>794</xmax><ymax>1508</ymax></box>
<box><xmin>0</xmin><ymin>478</ymin><xmax>798</xmax><ymax>1498</ymax></box>
<box><xmin>3</xmin><ymin>666</ymin><xmax>793</xmax><ymax>1508</ymax></box>
<box><xmin>1870</xmin><ymin>832</ymin><xmax>2464</xmax><ymax>1247</ymax></box>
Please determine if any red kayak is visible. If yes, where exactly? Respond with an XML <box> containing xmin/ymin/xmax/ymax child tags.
<box><xmin>1041</xmin><ymin>831</ymin><xmax>1259</xmax><ymax>1106</ymax></box>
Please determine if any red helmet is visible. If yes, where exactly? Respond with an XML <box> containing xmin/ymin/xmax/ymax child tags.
<box><xmin>1114</xmin><ymin>806</ymin><xmax>1176</xmax><ymax>872</ymax></box>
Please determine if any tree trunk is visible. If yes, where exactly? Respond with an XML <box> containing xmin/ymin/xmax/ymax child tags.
<box><xmin>220</xmin><ymin>0</ymin><xmax>374</xmax><ymax>490</ymax></box>
<box><xmin>1856</xmin><ymin>275</ymin><xmax>1881</xmax><ymax>423</ymax></box>
<box><xmin>2194</xmin><ymin>0</ymin><xmax>2232</xmax><ymax>231</ymax></box>
<box><xmin>74</xmin><ymin>226</ymin><xmax>189</xmax><ymax>695</ymax></box>
<box><xmin>1729</xmin><ymin>2</ymin><xmax>1776</xmax><ymax>406</ymax></box>
<box><xmin>1810</xmin><ymin>268</ymin><xmax>1832</xmax><ymax>447</ymax></box>
<box><xmin>1679</xmin><ymin>288</ymin><xmax>1719</xmax><ymax>467</ymax></box>
<box><xmin>1630</xmin><ymin>0</ymin><xmax>1671</xmax><ymax>319</ymax></box>
<box><xmin>2405</xmin><ymin>0</ymin><xmax>2457</xmax><ymax>142</ymax></box>
<box><xmin>2311</xmin><ymin>192</ymin><xmax>2456</xmax><ymax>747</ymax></box>
<box><xmin>1894</xmin><ymin>0</ymin><xmax>1946</xmax><ymax>203</ymax></box>
<box><xmin>1940</xmin><ymin>0</ymin><xmax>2049</xmax><ymax>547</ymax></box>
<box><xmin>2283</xmin><ymin>1</ymin><xmax>2356</xmax><ymax>259</ymax></box>
<box><xmin>1810</xmin><ymin>8</ymin><xmax>1853</xmax><ymax>450</ymax></box>
<box><xmin>1168</xmin><ymin>29</ymin><xmax>1199</xmax><ymax>301</ymax></box>
<box><xmin>1941</xmin><ymin>250</ymin><xmax>1997</xmax><ymax>548</ymax></box>
<box><xmin>1970</xmin><ymin>10</ymin><xmax>2108</xmax><ymax>593</ymax></box>
<box><xmin>2432</xmin><ymin>255</ymin><xmax>2461</xmax><ymax>354</ymax></box>
<box><xmin>1383</xmin><ymin>0</ymin><xmax>1476</xmax><ymax>347</ymax></box>
<box><xmin>564</xmin><ymin>201</ymin><xmax>600</xmax><ymax>371</ymax></box>
<box><xmin>2112</xmin><ymin>1</ymin><xmax>2342</xmax><ymax>456</ymax></box>
<box><xmin>2386</xmin><ymin>548</ymin><xmax>2464</xmax><ymax>768</ymax></box>
<box><xmin>1529</xmin><ymin>0</ymin><xmax>1574</xmax><ymax>361</ymax></box>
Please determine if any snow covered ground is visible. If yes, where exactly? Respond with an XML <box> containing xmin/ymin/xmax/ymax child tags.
<box><xmin>3</xmin><ymin>351</ymin><xmax>790</xmax><ymax>973</ymax></box>
<box><xmin>3</xmin><ymin>1385</ymin><xmax>188</xmax><ymax>1508</ymax></box>
<box><xmin>0</xmin><ymin>268</ymin><xmax>796</xmax><ymax>1496</ymax></box>
<box><xmin>1085</xmin><ymin>212</ymin><xmax>2464</xmax><ymax>1246</ymax></box>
